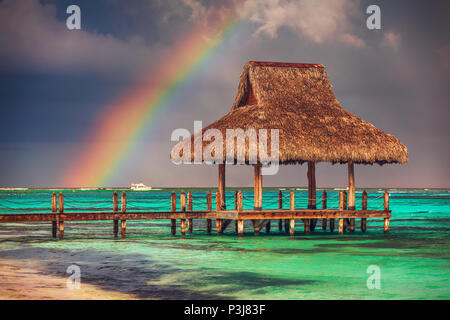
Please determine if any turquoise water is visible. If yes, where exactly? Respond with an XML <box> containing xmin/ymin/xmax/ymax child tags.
<box><xmin>0</xmin><ymin>189</ymin><xmax>449</xmax><ymax>299</ymax></box>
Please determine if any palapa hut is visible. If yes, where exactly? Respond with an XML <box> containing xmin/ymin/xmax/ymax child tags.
<box><xmin>171</xmin><ymin>61</ymin><xmax>407</xmax><ymax>218</ymax></box>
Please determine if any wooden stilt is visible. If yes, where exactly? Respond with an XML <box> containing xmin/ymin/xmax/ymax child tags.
<box><xmin>216</xmin><ymin>190</ymin><xmax>222</xmax><ymax>235</ymax></box>
<box><xmin>113</xmin><ymin>191</ymin><xmax>119</xmax><ymax>237</ymax></box>
<box><xmin>58</xmin><ymin>193</ymin><xmax>64</xmax><ymax>240</ymax></box>
<box><xmin>307</xmin><ymin>161</ymin><xmax>316</xmax><ymax>231</ymax></box>
<box><xmin>338</xmin><ymin>190</ymin><xmax>344</xmax><ymax>235</ymax></box>
<box><xmin>330</xmin><ymin>217</ymin><xmax>335</xmax><ymax>232</ymax></box>
<box><xmin>254</xmin><ymin>164</ymin><xmax>262</xmax><ymax>210</ymax></box>
<box><xmin>278</xmin><ymin>190</ymin><xmax>283</xmax><ymax>231</ymax></box>
<box><xmin>348</xmin><ymin>161</ymin><xmax>355</xmax><ymax>232</ymax></box>
<box><xmin>237</xmin><ymin>190</ymin><xmax>244</xmax><ymax>237</ymax></box>
<box><xmin>361</xmin><ymin>190</ymin><xmax>367</xmax><ymax>232</ymax></box>
<box><xmin>187</xmin><ymin>191</ymin><xmax>193</xmax><ymax>233</ymax></box>
<box><xmin>235</xmin><ymin>191</ymin><xmax>238</xmax><ymax>232</ymax></box>
<box><xmin>384</xmin><ymin>189</ymin><xmax>390</xmax><ymax>233</ymax></box>
<box><xmin>121</xmin><ymin>192</ymin><xmax>127</xmax><ymax>238</ymax></box>
<box><xmin>237</xmin><ymin>220</ymin><xmax>244</xmax><ymax>237</ymax></box>
<box><xmin>218</xmin><ymin>164</ymin><xmax>226</xmax><ymax>210</ymax></box>
<box><xmin>170</xmin><ymin>191</ymin><xmax>176</xmax><ymax>236</ymax></box>
<box><xmin>206</xmin><ymin>191</ymin><xmax>212</xmax><ymax>234</ymax></box>
<box><xmin>289</xmin><ymin>189</ymin><xmax>295</xmax><ymax>236</ymax></box>
<box><xmin>304</xmin><ymin>219</ymin><xmax>310</xmax><ymax>235</ymax></box>
<box><xmin>180</xmin><ymin>191</ymin><xmax>186</xmax><ymax>236</ymax></box>
<box><xmin>51</xmin><ymin>192</ymin><xmax>57</xmax><ymax>238</ymax></box>
<box><xmin>322</xmin><ymin>190</ymin><xmax>327</xmax><ymax>230</ymax></box>
<box><xmin>343</xmin><ymin>191</ymin><xmax>348</xmax><ymax>232</ymax></box>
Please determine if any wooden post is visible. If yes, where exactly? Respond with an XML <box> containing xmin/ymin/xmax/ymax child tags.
<box><xmin>278</xmin><ymin>190</ymin><xmax>283</xmax><ymax>231</ymax></box>
<box><xmin>121</xmin><ymin>192</ymin><xmax>127</xmax><ymax>238</ymax></box>
<box><xmin>384</xmin><ymin>189</ymin><xmax>390</xmax><ymax>233</ymax></box>
<box><xmin>235</xmin><ymin>190</ymin><xmax>238</xmax><ymax>232</ymax></box>
<box><xmin>187</xmin><ymin>191</ymin><xmax>193</xmax><ymax>233</ymax></box>
<box><xmin>170</xmin><ymin>191</ymin><xmax>176</xmax><ymax>236</ymax></box>
<box><xmin>58</xmin><ymin>193</ymin><xmax>64</xmax><ymax>240</ymax></box>
<box><xmin>289</xmin><ymin>189</ymin><xmax>295</xmax><ymax>236</ymax></box>
<box><xmin>206</xmin><ymin>191</ymin><xmax>212</xmax><ymax>235</ymax></box>
<box><xmin>237</xmin><ymin>190</ymin><xmax>244</xmax><ymax>237</ymax></box>
<box><xmin>307</xmin><ymin>161</ymin><xmax>315</xmax><ymax>231</ymax></box>
<box><xmin>218</xmin><ymin>164</ymin><xmax>226</xmax><ymax>210</ymax></box>
<box><xmin>51</xmin><ymin>192</ymin><xmax>57</xmax><ymax>238</ymax></box>
<box><xmin>180</xmin><ymin>190</ymin><xmax>186</xmax><ymax>236</ymax></box>
<box><xmin>216</xmin><ymin>190</ymin><xmax>222</xmax><ymax>235</ymax></box>
<box><xmin>254</xmin><ymin>164</ymin><xmax>262</xmax><ymax>210</ymax></box>
<box><xmin>322</xmin><ymin>190</ymin><xmax>327</xmax><ymax>230</ymax></box>
<box><xmin>361</xmin><ymin>190</ymin><xmax>367</xmax><ymax>232</ymax></box>
<box><xmin>348</xmin><ymin>161</ymin><xmax>355</xmax><ymax>232</ymax></box>
<box><xmin>338</xmin><ymin>190</ymin><xmax>344</xmax><ymax>235</ymax></box>
<box><xmin>343</xmin><ymin>190</ymin><xmax>348</xmax><ymax>232</ymax></box>
<box><xmin>113</xmin><ymin>191</ymin><xmax>119</xmax><ymax>237</ymax></box>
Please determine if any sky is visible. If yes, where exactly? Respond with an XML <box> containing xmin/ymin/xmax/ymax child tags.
<box><xmin>0</xmin><ymin>0</ymin><xmax>449</xmax><ymax>188</ymax></box>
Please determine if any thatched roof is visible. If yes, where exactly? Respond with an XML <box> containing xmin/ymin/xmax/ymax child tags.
<box><xmin>172</xmin><ymin>61</ymin><xmax>408</xmax><ymax>165</ymax></box>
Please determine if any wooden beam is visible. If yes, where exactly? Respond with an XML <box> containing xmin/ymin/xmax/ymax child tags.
<box><xmin>348</xmin><ymin>161</ymin><xmax>355</xmax><ymax>232</ymax></box>
<box><xmin>113</xmin><ymin>191</ymin><xmax>119</xmax><ymax>237</ymax></box>
<box><xmin>237</xmin><ymin>190</ymin><xmax>244</xmax><ymax>237</ymax></box>
<box><xmin>58</xmin><ymin>193</ymin><xmax>64</xmax><ymax>240</ymax></box>
<box><xmin>307</xmin><ymin>161</ymin><xmax>316</xmax><ymax>231</ymax></box>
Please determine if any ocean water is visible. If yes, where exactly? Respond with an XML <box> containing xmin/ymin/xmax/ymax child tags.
<box><xmin>0</xmin><ymin>189</ymin><xmax>449</xmax><ymax>299</ymax></box>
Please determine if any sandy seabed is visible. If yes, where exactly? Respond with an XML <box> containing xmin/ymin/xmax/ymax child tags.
<box><xmin>0</xmin><ymin>259</ymin><xmax>136</xmax><ymax>300</ymax></box>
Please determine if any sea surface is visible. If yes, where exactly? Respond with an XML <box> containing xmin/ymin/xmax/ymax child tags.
<box><xmin>0</xmin><ymin>188</ymin><xmax>449</xmax><ymax>299</ymax></box>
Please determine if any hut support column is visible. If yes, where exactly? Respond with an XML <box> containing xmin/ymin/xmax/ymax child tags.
<box><xmin>361</xmin><ymin>190</ymin><xmax>367</xmax><ymax>232</ymax></box>
<box><xmin>278</xmin><ymin>190</ymin><xmax>283</xmax><ymax>231</ymax></box>
<box><xmin>253</xmin><ymin>164</ymin><xmax>262</xmax><ymax>235</ymax></box>
<box><xmin>338</xmin><ymin>190</ymin><xmax>344</xmax><ymax>235</ymax></box>
<box><xmin>289</xmin><ymin>189</ymin><xmax>295</xmax><ymax>236</ymax></box>
<box><xmin>237</xmin><ymin>191</ymin><xmax>244</xmax><ymax>237</ymax></box>
<box><xmin>307</xmin><ymin>161</ymin><xmax>316</xmax><ymax>231</ymax></box>
<box><xmin>322</xmin><ymin>190</ymin><xmax>327</xmax><ymax>230</ymax></box>
<box><xmin>216</xmin><ymin>191</ymin><xmax>222</xmax><ymax>235</ymax></box>
<box><xmin>348</xmin><ymin>161</ymin><xmax>355</xmax><ymax>232</ymax></box>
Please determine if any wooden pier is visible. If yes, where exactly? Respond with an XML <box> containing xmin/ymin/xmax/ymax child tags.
<box><xmin>0</xmin><ymin>189</ymin><xmax>391</xmax><ymax>239</ymax></box>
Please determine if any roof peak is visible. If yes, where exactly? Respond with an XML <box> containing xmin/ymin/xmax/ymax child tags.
<box><xmin>249</xmin><ymin>61</ymin><xmax>324</xmax><ymax>68</ymax></box>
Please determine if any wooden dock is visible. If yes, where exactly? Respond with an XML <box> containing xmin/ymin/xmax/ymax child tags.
<box><xmin>0</xmin><ymin>189</ymin><xmax>390</xmax><ymax>239</ymax></box>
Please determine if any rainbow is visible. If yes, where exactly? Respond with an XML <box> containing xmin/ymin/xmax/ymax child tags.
<box><xmin>61</xmin><ymin>11</ymin><xmax>239</xmax><ymax>187</ymax></box>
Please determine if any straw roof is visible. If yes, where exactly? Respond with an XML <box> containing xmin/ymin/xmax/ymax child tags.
<box><xmin>172</xmin><ymin>61</ymin><xmax>408</xmax><ymax>165</ymax></box>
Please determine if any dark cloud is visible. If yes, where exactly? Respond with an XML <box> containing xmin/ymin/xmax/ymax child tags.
<box><xmin>0</xmin><ymin>0</ymin><xmax>448</xmax><ymax>187</ymax></box>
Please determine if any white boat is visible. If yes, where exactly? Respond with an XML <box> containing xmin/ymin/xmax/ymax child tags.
<box><xmin>130</xmin><ymin>183</ymin><xmax>152</xmax><ymax>191</ymax></box>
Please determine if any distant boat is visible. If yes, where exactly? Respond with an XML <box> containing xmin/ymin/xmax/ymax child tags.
<box><xmin>130</xmin><ymin>183</ymin><xmax>152</xmax><ymax>191</ymax></box>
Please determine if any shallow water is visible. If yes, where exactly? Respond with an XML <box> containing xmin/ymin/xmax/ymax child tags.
<box><xmin>0</xmin><ymin>189</ymin><xmax>449</xmax><ymax>299</ymax></box>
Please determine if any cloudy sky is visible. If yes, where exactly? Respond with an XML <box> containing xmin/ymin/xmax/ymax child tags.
<box><xmin>0</xmin><ymin>0</ymin><xmax>449</xmax><ymax>188</ymax></box>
